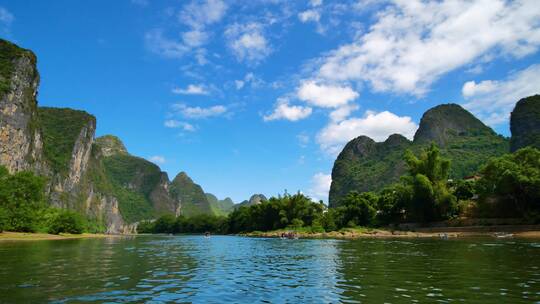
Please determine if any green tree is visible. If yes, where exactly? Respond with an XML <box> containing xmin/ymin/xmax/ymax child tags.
<box><xmin>454</xmin><ymin>180</ymin><xmax>475</xmax><ymax>200</ymax></box>
<box><xmin>0</xmin><ymin>167</ymin><xmax>47</xmax><ymax>232</ymax></box>
<box><xmin>335</xmin><ymin>191</ymin><xmax>377</xmax><ymax>227</ymax></box>
<box><xmin>48</xmin><ymin>210</ymin><xmax>85</xmax><ymax>234</ymax></box>
<box><xmin>476</xmin><ymin>147</ymin><xmax>540</xmax><ymax>217</ymax></box>
<box><xmin>404</xmin><ymin>144</ymin><xmax>457</xmax><ymax>222</ymax></box>
<box><xmin>153</xmin><ymin>214</ymin><xmax>176</xmax><ymax>233</ymax></box>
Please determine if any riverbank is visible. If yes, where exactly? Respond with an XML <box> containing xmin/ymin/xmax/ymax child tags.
<box><xmin>0</xmin><ymin>232</ymin><xmax>121</xmax><ymax>241</ymax></box>
<box><xmin>242</xmin><ymin>225</ymin><xmax>540</xmax><ymax>239</ymax></box>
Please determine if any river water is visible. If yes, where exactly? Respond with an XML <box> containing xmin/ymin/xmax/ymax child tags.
<box><xmin>1</xmin><ymin>235</ymin><xmax>539</xmax><ymax>303</ymax></box>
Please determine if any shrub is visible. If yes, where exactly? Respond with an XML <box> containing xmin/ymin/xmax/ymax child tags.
<box><xmin>48</xmin><ymin>210</ymin><xmax>85</xmax><ymax>234</ymax></box>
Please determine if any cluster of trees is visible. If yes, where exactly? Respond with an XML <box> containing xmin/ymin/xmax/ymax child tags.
<box><xmin>141</xmin><ymin>145</ymin><xmax>540</xmax><ymax>235</ymax></box>
<box><xmin>475</xmin><ymin>147</ymin><xmax>540</xmax><ymax>219</ymax></box>
<box><xmin>138</xmin><ymin>214</ymin><xmax>228</xmax><ymax>234</ymax></box>
<box><xmin>0</xmin><ymin>166</ymin><xmax>88</xmax><ymax>234</ymax></box>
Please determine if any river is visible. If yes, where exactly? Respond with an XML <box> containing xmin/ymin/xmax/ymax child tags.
<box><xmin>1</xmin><ymin>235</ymin><xmax>539</xmax><ymax>303</ymax></box>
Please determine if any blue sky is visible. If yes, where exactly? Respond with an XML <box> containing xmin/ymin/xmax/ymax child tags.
<box><xmin>1</xmin><ymin>0</ymin><xmax>539</xmax><ymax>203</ymax></box>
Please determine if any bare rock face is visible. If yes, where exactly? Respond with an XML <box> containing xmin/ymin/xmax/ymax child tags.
<box><xmin>0</xmin><ymin>40</ymin><xmax>42</xmax><ymax>173</ymax></box>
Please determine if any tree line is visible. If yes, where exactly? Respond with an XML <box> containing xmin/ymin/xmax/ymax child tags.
<box><xmin>1</xmin><ymin>144</ymin><xmax>538</xmax><ymax>235</ymax></box>
<box><xmin>141</xmin><ymin>145</ymin><xmax>540</xmax><ymax>234</ymax></box>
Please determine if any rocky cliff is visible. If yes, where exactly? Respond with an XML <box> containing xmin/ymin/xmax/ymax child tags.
<box><xmin>0</xmin><ymin>40</ymin><xmax>42</xmax><ymax>173</ymax></box>
<box><xmin>0</xmin><ymin>39</ymin><xmax>205</xmax><ymax>233</ymax></box>
<box><xmin>510</xmin><ymin>95</ymin><xmax>540</xmax><ymax>152</ymax></box>
<box><xmin>329</xmin><ymin>104</ymin><xmax>510</xmax><ymax>207</ymax></box>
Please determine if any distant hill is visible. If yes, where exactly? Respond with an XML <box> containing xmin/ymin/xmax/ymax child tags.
<box><xmin>206</xmin><ymin>193</ymin><xmax>235</xmax><ymax>216</ymax></box>
<box><xmin>329</xmin><ymin>103</ymin><xmax>510</xmax><ymax>207</ymax></box>
<box><xmin>235</xmin><ymin>194</ymin><xmax>268</xmax><ymax>208</ymax></box>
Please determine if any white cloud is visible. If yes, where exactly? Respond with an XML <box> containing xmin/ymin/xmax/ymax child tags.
<box><xmin>235</xmin><ymin>80</ymin><xmax>245</xmax><ymax>89</ymax></box>
<box><xmin>164</xmin><ymin>120</ymin><xmax>196</xmax><ymax>131</ymax></box>
<box><xmin>0</xmin><ymin>7</ymin><xmax>14</xmax><ymax>25</ymax></box>
<box><xmin>462</xmin><ymin>80</ymin><xmax>497</xmax><ymax>98</ymax></box>
<box><xmin>225</xmin><ymin>22</ymin><xmax>272</xmax><ymax>64</ymax></box>
<box><xmin>329</xmin><ymin>103</ymin><xmax>359</xmax><ymax>122</ymax></box>
<box><xmin>298</xmin><ymin>9</ymin><xmax>320</xmax><ymax>23</ymax></box>
<box><xmin>173</xmin><ymin>104</ymin><xmax>227</xmax><ymax>119</ymax></box>
<box><xmin>317</xmin><ymin>110</ymin><xmax>418</xmax><ymax>155</ymax></box>
<box><xmin>145</xmin><ymin>29</ymin><xmax>188</xmax><ymax>58</ymax></box>
<box><xmin>182</xmin><ymin>30</ymin><xmax>208</xmax><ymax>47</ymax></box>
<box><xmin>317</xmin><ymin>0</ymin><xmax>540</xmax><ymax>95</ymax></box>
<box><xmin>462</xmin><ymin>64</ymin><xmax>540</xmax><ymax>126</ymax></box>
<box><xmin>234</xmin><ymin>72</ymin><xmax>264</xmax><ymax>90</ymax></box>
<box><xmin>148</xmin><ymin>155</ymin><xmax>166</xmax><ymax>165</ymax></box>
<box><xmin>179</xmin><ymin>0</ymin><xmax>227</xmax><ymax>29</ymax></box>
<box><xmin>264</xmin><ymin>98</ymin><xmax>312</xmax><ymax>122</ymax></box>
<box><xmin>297</xmin><ymin>81</ymin><xmax>359</xmax><ymax>108</ymax></box>
<box><xmin>145</xmin><ymin>0</ymin><xmax>227</xmax><ymax>60</ymax></box>
<box><xmin>310</xmin><ymin>0</ymin><xmax>323</xmax><ymax>7</ymax></box>
<box><xmin>172</xmin><ymin>84</ymin><xmax>209</xmax><ymax>95</ymax></box>
<box><xmin>307</xmin><ymin>172</ymin><xmax>331</xmax><ymax>203</ymax></box>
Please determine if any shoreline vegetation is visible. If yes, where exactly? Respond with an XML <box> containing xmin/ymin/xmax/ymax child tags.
<box><xmin>242</xmin><ymin>225</ymin><xmax>540</xmax><ymax>239</ymax></box>
<box><xmin>0</xmin><ymin>231</ymin><xmax>122</xmax><ymax>241</ymax></box>
<box><xmin>4</xmin><ymin>223</ymin><xmax>540</xmax><ymax>242</ymax></box>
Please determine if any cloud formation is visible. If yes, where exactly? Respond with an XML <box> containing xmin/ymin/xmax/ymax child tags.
<box><xmin>145</xmin><ymin>0</ymin><xmax>227</xmax><ymax>60</ymax></box>
<box><xmin>297</xmin><ymin>81</ymin><xmax>359</xmax><ymax>108</ymax></box>
<box><xmin>225</xmin><ymin>22</ymin><xmax>272</xmax><ymax>64</ymax></box>
<box><xmin>317</xmin><ymin>0</ymin><xmax>540</xmax><ymax>95</ymax></box>
<box><xmin>307</xmin><ymin>172</ymin><xmax>331</xmax><ymax>203</ymax></box>
<box><xmin>462</xmin><ymin>64</ymin><xmax>540</xmax><ymax>126</ymax></box>
<box><xmin>172</xmin><ymin>84</ymin><xmax>209</xmax><ymax>95</ymax></box>
<box><xmin>264</xmin><ymin>98</ymin><xmax>312</xmax><ymax>122</ymax></box>
<box><xmin>164</xmin><ymin>120</ymin><xmax>196</xmax><ymax>131</ymax></box>
<box><xmin>317</xmin><ymin>110</ymin><xmax>418</xmax><ymax>155</ymax></box>
<box><xmin>173</xmin><ymin>104</ymin><xmax>227</xmax><ymax>119</ymax></box>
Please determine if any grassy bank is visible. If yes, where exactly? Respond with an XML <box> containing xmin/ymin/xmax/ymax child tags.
<box><xmin>0</xmin><ymin>232</ymin><xmax>120</xmax><ymax>241</ymax></box>
<box><xmin>242</xmin><ymin>225</ymin><xmax>540</xmax><ymax>239</ymax></box>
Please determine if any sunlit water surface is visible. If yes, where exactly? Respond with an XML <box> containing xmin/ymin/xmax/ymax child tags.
<box><xmin>1</xmin><ymin>235</ymin><xmax>539</xmax><ymax>303</ymax></box>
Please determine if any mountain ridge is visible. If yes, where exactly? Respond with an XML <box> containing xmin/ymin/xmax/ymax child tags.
<box><xmin>329</xmin><ymin>103</ymin><xmax>510</xmax><ymax>207</ymax></box>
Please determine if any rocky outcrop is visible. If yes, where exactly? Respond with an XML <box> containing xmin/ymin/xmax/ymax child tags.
<box><xmin>0</xmin><ymin>40</ymin><xmax>42</xmax><ymax>173</ymax></box>
<box><xmin>510</xmin><ymin>95</ymin><xmax>540</xmax><ymax>152</ymax></box>
<box><xmin>329</xmin><ymin>104</ymin><xmax>510</xmax><ymax>207</ymax></box>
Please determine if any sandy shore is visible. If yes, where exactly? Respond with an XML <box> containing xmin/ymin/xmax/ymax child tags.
<box><xmin>0</xmin><ymin>231</ymin><xmax>122</xmax><ymax>242</ymax></box>
<box><xmin>243</xmin><ymin>225</ymin><xmax>540</xmax><ymax>239</ymax></box>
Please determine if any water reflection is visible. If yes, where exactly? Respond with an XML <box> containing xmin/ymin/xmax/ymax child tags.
<box><xmin>0</xmin><ymin>236</ymin><xmax>539</xmax><ymax>303</ymax></box>
<box><xmin>334</xmin><ymin>238</ymin><xmax>540</xmax><ymax>303</ymax></box>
